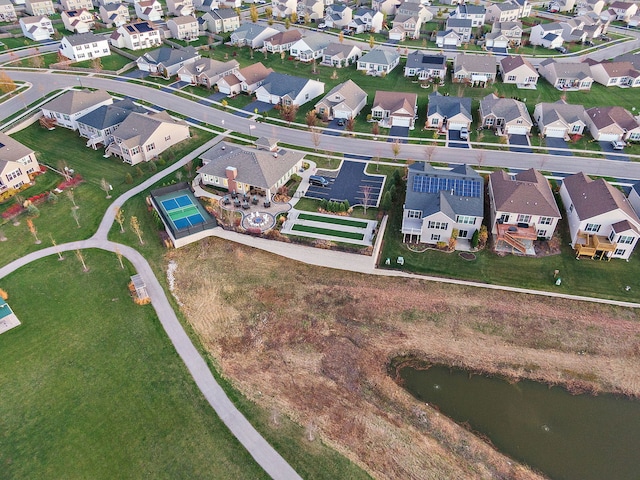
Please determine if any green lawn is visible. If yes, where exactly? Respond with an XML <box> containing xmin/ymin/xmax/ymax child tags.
<box><xmin>298</xmin><ymin>212</ymin><xmax>368</xmax><ymax>228</ymax></box>
<box><xmin>0</xmin><ymin>250</ymin><xmax>269</xmax><ymax>480</ymax></box>
<box><xmin>292</xmin><ymin>223</ymin><xmax>365</xmax><ymax>240</ymax></box>
<box><xmin>72</xmin><ymin>53</ymin><xmax>133</xmax><ymax>71</ymax></box>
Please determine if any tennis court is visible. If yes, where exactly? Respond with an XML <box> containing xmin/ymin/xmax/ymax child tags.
<box><xmin>160</xmin><ymin>194</ymin><xmax>206</xmax><ymax>229</ymax></box>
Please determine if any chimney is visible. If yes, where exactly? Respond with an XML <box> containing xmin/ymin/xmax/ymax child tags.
<box><xmin>226</xmin><ymin>166</ymin><xmax>238</xmax><ymax>193</ymax></box>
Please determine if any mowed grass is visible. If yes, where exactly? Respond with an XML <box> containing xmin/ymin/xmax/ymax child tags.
<box><xmin>292</xmin><ymin>223</ymin><xmax>365</xmax><ymax>240</ymax></box>
<box><xmin>0</xmin><ymin>250</ymin><xmax>268</xmax><ymax>480</ymax></box>
<box><xmin>298</xmin><ymin>212</ymin><xmax>368</xmax><ymax>228</ymax></box>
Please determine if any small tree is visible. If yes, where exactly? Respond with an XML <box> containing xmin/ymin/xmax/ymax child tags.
<box><xmin>125</xmin><ymin>173</ymin><xmax>133</xmax><ymax>184</ymax></box>
<box><xmin>75</xmin><ymin>249</ymin><xmax>89</xmax><ymax>272</ymax></box>
<box><xmin>290</xmin><ymin>11</ymin><xmax>297</xmax><ymax>23</ymax></box>
<box><xmin>284</xmin><ymin>17</ymin><xmax>291</xmax><ymax>29</ymax></box>
<box><xmin>91</xmin><ymin>57</ymin><xmax>103</xmax><ymax>73</ymax></box>
<box><xmin>221</xmin><ymin>99</ymin><xmax>228</xmax><ymax>110</ymax></box>
<box><xmin>478</xmin><ymin>225</ymin><xmax>489</xmax><ymax>248</ymax></box>
<box><xmin>250</xmin><ymin>3</ymin><xmax>259</xmax><ymax>22</ymax></box>
<box><xmin>425</xmin><ymin>145</ymin><xmax>437</xmax><ymax>163</ymax></box>
<box><xmin>381</xmin><ymin>190</ymin><xmax>392</xmax><ymax>212</ymax></box>
<box><xmin>338</xmin><ymin>31</ymin><xmax>344</xmax><ymax>43</ymax></box>
<box><xmin>66</xmin><ymin>189</ymin><xmax>77</xmax><ymax>208</ymax></box>
<box><xmin>345</xmin><ymin>117</ymin><xmax>355</xmax><ymax>134</ymax></box>
<box><xmin>391</xmin><ymin>139</ymin><xmax>401</xmax><ymax>162</ymax></box>
<box><xmin>114</xmin><ymin>206</ymin><xmax>125</xmax><ymax>233</ymax></box>
<box><xmin>50</xmin><ymin>235</ymin><xmax>64</xmax><ymax>260</ymax></box>
<box><xmin>361</xmin><ymin>185</ymin><xmax>372</xmax><ymax>213</ymax></box>
<box><xmin>26</xmin><ymin>218</ymin><xmax>40</xmax><ymax>244</ymax></box>
<box><xmin>310</xmin><ymin>127</ymin><xmax>322</xmax><ymax>151</ymax></box>
<box><xmin>115</xmin><ymin>245</ymin><xmax>124</xmax><ymax>269</ymax></box>
<box><xmin>135</xmin><ymin>166</ymin><xmax>144</xmax><ymax>178</ymax></box>
<box><xmin>305</xmin><ymin>109</ymin><xmax>318</xmax><ymax>128</ymax></box>
<box><xmin>71</xmin><ymin>207</ymin><xmax>81</xmax><ymax>228</ymax></box>
<box><xmin>130</xmin><ymin>216</ymin><xmax>144</xmax><ymax>245</ymax></box>
<box><xmin>0</xmin><ymin>71</ymin><xmax>16</xmax><ymax>95</ymax></box>
<box><xmin>279</xmin><ymin>104</ymin><xmax>298</xmax><ymax>124</ymax></box>
<box><xmin>184</xmin><ymin>160</ymin><xmax>194</xmax><ymax>178</ymax></box>
<box><xmin>100</xmin><ymin>178</ymin><xmax>112</xmax><ymax>198</ymax></box>
<box><xmin>29</xmin><ymin>54</ymin><xmax>44</xmax><ymax>69</ymax></box>
<box><xmin>369</xmin><ymin>35</ymin><xmax>375</xmax><ymax>48</ymax></box>
<box><xmin>342</xmin><ymin>199</ymin><xmax>350</xmax><ymax>211</ymax></box>
<box><xmin>471</xmin><ymin>229</ymin><xmax>479</xmax><ymax>248</ymax></box>
<box><xmin>371</xmin><ymin>122</ymin><xmax>379</xmax><ymax>138</ymax></box>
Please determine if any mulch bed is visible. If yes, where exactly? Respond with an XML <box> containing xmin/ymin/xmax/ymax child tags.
<box><xmin>459</xmin><ymin>252</ymin><xmax>476</xmax><ymax>261</ymax></box>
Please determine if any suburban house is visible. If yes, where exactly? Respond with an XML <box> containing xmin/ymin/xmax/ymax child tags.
<box><xmin>296</xmin><ymin>0</ymin><xmax>324</xmax><ymax>22</ymax></box>
<box><xmin>450</xmin><ymin>3</ymin><xmax>486</xmax><ymax>27</ymax></box>
<box><xmin>397</xmin><ymin>1</ymin><xmax>431</xmax><ymax>22</ymax></box>
<box><xmin>533</xmin><ymin>100</ymin><xmax>587</xmax><ymax>138</ymax></box>
<box><xmin>0</xmin><ymin>0</ymin><xmax>17</xmax><ymax>22</ymax></box>
<box><xmin>76</xmin><ymin>98</ymin><xmax>147</xmax><ymax>149</ymax></box>
<box><xmin>289</xmin><ymin>34</ymin><xmax>330</xmax><ymax>62</ymax></box>
<box><xmin>426</xmin><ymin>92</ymin><xmax>473</xmax><ymax>132</ymax></box>
<box><xmin>389</xmin><ymin>12</ymin><xmax>423</xmax><ymax>41</ymax></box>
<box><xmin>198</xmin><ymin>140</ymin><xmax>305</xmax><ymax>199</ymax></box>
<box><xmin>20</xmin><ymin>16</ymin><xmax>55</xmax><ymax>41</ymax></box>
<box><xmin>166</xmin><ymin>0</ymin><xmax>194</xmax><ymax>16</ymax></box>
<box><xmin>271</xmin><ymin>0</ymin><xmax>296</xmax><ymax>18</ymax></box>
<box><xmin>404</xmin><ymin>52</ymin><xmax>447</xmax><ymax>80</ymax></box>
<box><xmin>348</xmin><ymin>7</ymin><xmax>383</xmax><ymax>33</ymax></box>
<box><xmin>199</xmin><ymin>9</ymin><xmax>240</xmax><ymax>34</ymax></box>
<box><xmin>490</xmin><ymin>21</ymin><xmax>523</xmax><ymax>46</ymax></box>
<box><xmin>134</xmin><ymin>0</ymin><xmax>163</xmax><ymax>22</ymax></box>
<box><xmin>0</xmin><ymin>133</ymin><xmax>41</xmax><ymax>195</ymax></box>
<box><xmin>41</xmin><ymin>89</ymin><xmax>113</xmax><ymax>130</ymax></box>
<box><xmin>60</xmin><ymin>0</ymin><xmax>93</xmax><ymax>10</ymax></box>
<box><xmin>436</xmin><ymin>29</ymin><xmax>462</xmax><ymax>48</ymax></box>
<box><xmin>609</xmin><ymin>0</ymin><xmax>638</xmax><ymax>21</ymax></box>
<box><xmin>99</xmin><ymin>3</ymin><xmax>130</xmax><ymax>28</ymax></box>
<box><xmin>324</xmin><ymin>4</ymin><xmax>352</xmax><ymax>29</ymax></box>
<box><xmin>320</xmin><ymin>43</ymin><xmax>362</xmax><ymax>67</ymax></box>
<box><xmin>61</xmin><ymin>9</ymin><xmax>95</xmax><ymax>33</ymax></box>
<box><xmin>445</xmin><ymin>18</ymin><xmax>473</xmax><ymax>42</ymax></box>
<box><xmin>263</xmin><ymin>30</ymin><xmax>303</xmax><ymax>53</ymax></box>
<box><xmin>589</xmin><ymin>61</ymin><xmax>640</xmax><ymax>87</ymax></box>
<box><xmin>485</xmin><ymin>31</ymin><xmax>510</xmax><ymax>52</ymax></box>
<box><xmin>136</xmin><ymin>46</ymin><xmax>200</xmax><ymax>78</ymax></box>
<box><xmin>528</xmin><ymin>22</ymin><xmax>565</xmax><ymax>48</ymax></box>
<box><xmin>548</xmin><ymin>0</ymin><xmax>576</xmax><ymax>13</ymax></box>
<box><xmin>488</xmin><ymin>169</ymin><xmax>560</xmax><ymax>255</ymax></box>
<box><xmin>486</xmin><ymin>1</ymin><xmax>521</xmax><ymax>23</ymax></box>
<box><xmin>537</xmin><ymin>58</ymin><xmax>593</xmax><ymax>90</ymax></box>
<box><xmin>577</xmin><ymin>0</ymin><xmax>605</xmax><ymax>15</ymax></box>
<box><xmin>356</xmin><ymin>47</ymin><xmax>400</xmax><ymax>76</ymax></box>
<box><xmin>479</xmin><ymin>93</ymin><xmax>533</xmax><ymax>135</ymax></box>
<box><xmin>372</xmin><ymin>0</ymin><xmax>401</xmax><ymax>16</ymax></box>
<box><xmin>499</xmin><ymin>55</ymin><xmax>539</xmax><ymax>87</ymax></box>
<box><xmin>177</xmin><ymin>57</ymin><xmax>239</xmax><ymax>88</ymax></box>
<box><xmin>106</xmin><ymin>111</ymin><xmax>190</xmax><ymax>166</ymax></box>
<box><xmin>453</xmin><ymin>53</ymin><xmax>497</xmax><ymax>86</ymax></box>
<box><xmin>560</xmin><ymin>172</ymin><xmax>640</xmax><ymax>260</ymax></box>
<box><xmin>59</xmin><ymin>33</ymin><xmax>111</xmax><ymax>61</ymax></box>
<box><xmin>314</xmin><ymin>80</ymin><xmax>367</xmax><ymax>121</ymax></box>
<box><xmin>230</xmin><ymin>23</ymin><xmax>279</xmax><ymax>49</ymax></box>
<box><xmin>401</xmin><ymin>163</ymin><xmax>484</xmax><ymax>247</ymax></box>
<box><xmin>110</xmin><ymin>22</ymin><xmax>162</xmax><ymax>50</ymax></box>
<box><xmin>585</xmin><ymin>106</ymin><xmax>640</xmax><ymax>142</ymax></box>
<box><xmin>371</xmin><ymin>91</ymin><xmax>417</xmax><ymax>129</ymax></box>
<box><xmin>25</xmin><ymin>0</ymin><xmax>55</xmax><ymax>15</ymax></box>
<box><xmin>166</xmin><ymin>15</ymin><xmax>199</xmax><ymax>41</ymax></box>
<box><xmin>217</xmin><ymin>62</ymin><xmax>273</xmax><ymax>95</ymax></box>
<box><xmin>254</xmin><ymin>72</ymin><xmax>324</xmax><ymax>106</ymax></box>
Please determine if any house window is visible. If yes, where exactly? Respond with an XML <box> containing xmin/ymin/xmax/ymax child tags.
<box><xmin>629</xmin><ymin>132</ymin><xmax>640</xmax><ymax>140</ymax></box>
<box><xmin>537</xmin><ymin>229</ymin><xmax>546</xmax><ymax>237</ymax></box>
<box><xmin>539</xmin><ymin>217</ymin><xmax>552</xmax><ymax>225</ymax></box>
<box><xmin>618</xmin><ymin>235</ymin><xmax>635</xmax><ymax>244</ymax></box>
<box><xmin>517</xmin><ymin>214</ymin><xmax>531</xmax><ymax>223</ymax></box>
<box><xmin>407</xmin><ymin>210</ymin><xmax>422</xmax><ymax>219</ymax></box>
<box><xmin>456</xmin><ymin>215</ymin><xmax>475</xmax><ymax>224</ymax></box>
<box><xmin>571</xmin><ymin>124</ymin><xmax>581</xmax><ymax>133</ymax></box>
<box><xmin>614</xmin><ymin>248</ymin><xmax>626</xmax><ymax>256</ymax></box>
<box><xmin>458</xmin><ymin>229</ymin><xmax>468</xmax><ymax>238</ymax></box>
<box><xmin>428</xmin><ymin>221</ymin><xmax>448</xmax><ymax>230</ymax></box>
<box><xmin>146</xmin><ymin>143</ymin><xmax>155</xmax><ymax>151</ymax></box>
<box><xmin>507</xmin><ymin>75</ymin><xmax>516</xmax><ymax>81</ymax></box>
<box><xmin>431</xmin><ymin>117</ymin><xmax>439</xmax><ymax>126</ymax></box>
<box><xmin>165</xmin><ymin>135</ymin><xmax>171</xmax><ymax>141</ymax></box>
<box><xmin>569</xmin><ymin>203</ymin><xmax>574</xmax><ymax>212</ymax></box>
<box><xmin>585</xmin><ymin>223</ymin><xmax>600</xmax><ymax>233</ymax></box>
<box><xmin>609</xmin><ymin>230</ymin><xmax>615</xmax><ymax>242</ymax></box>
<box><xmin>5</xmin><ymin>168</ymin><xmax>22</xmax><ymax>181</ymax></box>
<box><xmin>485</xmin><ymin>117</ymin><xmax>495</xmax><ymax>125</ymax></box>
<box><xmin>431</xmin><ymin>234</ymin><xmax>440</xmax><ymax>241</ymax></box>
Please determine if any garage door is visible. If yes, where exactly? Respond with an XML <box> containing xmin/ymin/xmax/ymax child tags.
<box><xmin>507</xmin><ymin>126</ymin><xmax>529</xmax><ymax>135</ymax></box>
<box><xmin>393</xmin><ymin>117</ymin><xmax>412</xmax><ymax>127</ymax></box>
<box><xmin>444</xmin><ymin>38</ymin><xmax>458</xmax><ymax>46</ymax></box>
<box><xmin>448</xmin><ymin>123</ymin><xmax>466</xmax><ymax>131</ymax></box>
<box><xmin>598</xmin><ymin>133</ymin><xmax>620</xmax><ymax>142</ymax></box>
<box><xmin>545</xmin><ymin>128</ymin><xmax>565</xmax><ymax>138</ymax></box>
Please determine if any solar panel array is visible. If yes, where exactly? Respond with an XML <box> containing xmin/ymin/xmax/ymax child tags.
<box><xmin>412</xmin><ymin>175</ymin><xmax>481</xmax><ymax>197</ymax></box>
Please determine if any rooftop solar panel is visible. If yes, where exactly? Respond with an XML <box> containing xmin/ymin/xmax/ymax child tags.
<box><xmin>412</xmin><ymin>175</ymin><xmax>481</xmax><ymax>197</ymax></box>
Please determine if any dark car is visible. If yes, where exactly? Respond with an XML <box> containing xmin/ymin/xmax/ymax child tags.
<box><xmin>341</xmin><ymin>29</ymin><xmax>353</xmax><ymax>36</ymax></box>
<box><xmin>555</xmin><ymin>46</ymin><xmax>568</xmax><ymax>54</ymax></box>
<box><xmin>309</xmin><ymin>175</ymin><xmax>330</xmax><ymax>187</ymax></box>
<box><xmin>336</xmin><ymin>118</ymin><xmax>345</xmax><ymax>126</ymax></box>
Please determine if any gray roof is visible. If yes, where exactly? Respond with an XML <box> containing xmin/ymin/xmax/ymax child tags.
<box><xmin>139</xmin><ymin>46</ymin><xmax>199</xmax><ymax>67</ymax></box>
<box><xmin>180</xmin><ymin>58</ymin><xmax>238</xmax><ymax>79</ymax></box>
<box><xmin>199</xmin><ymin>141</ymin><xmax>304</xmax><ymax>190</ymax></box>
<box><xmin>212</xmin><ymin>8</ymin><xmax>238</xmax><ymax>19</ymax></box>
<box><xmin>259</xmin><ymin>72</ymin><xmax>310</xmax><ymax>98</ymax></box>
<box><xmin>539</xmin><ymin>59</ymin><xmax>592</xmax><ymax>81</ymax></box>
<box><xmin>405</xmin><ymin>163</ymin><xmax>484</xmax><ymax>219</ymax></box>
<box><xmin>113</xmin><ymin>110</ymin><xmax>188</xmax><ymax>148</ymax></box>
<box><xmin>537</xmin><ymin>100</ymin><xmax>586</xmax><ymax>125</ymax></box>
<box><xmin>480</xmin><ymin>93</ymin><xmax>532</xmax><ymax>124</ymax></box>
<box><xmin>358</xmin><ymin>47</ymin><xmax>399</xmax><ymax>65</ymax></box>
<box><xmin>232</xmin><ymin>23</ymin><xmax>273</xmax><ymax>41</ymax></box>
<box><xmin>613</xmin><ymin>51</ymin><xmax>640</xmax><ymax>70</ymax></box>
<box><xmin>456</xmin><ymin>4</ymin><xmax>485</xmax><ymax>14</ymax></box>
<box><xmin>76</xmin><ymin>98</ymin><xmax>147</xmax><ymax>130</ymax></box>
<box><xmin>563</xmin><ymin>172</ymin><xmax>639</xmax><ymax>221</ymax></box>
<box><xmin>0</xmin><ymin>132</ymin><xmax>34</xmax><ymax>164</ymax></box>
<box><xmin>323</xmin><ymin>42</ymin><xmax>359</xmax><ymax>58</ymax></box>
<box><xmin>64</xmin><ymin>32</ymin><xmax>105</xmax><ymax>46</ymax></box>
<box><xmin>447</xmin><ymin>17</ymin><xmax>473</xmax><ymax>28</ymax></box>
<box><xmin>454</xmin><ymin>53</ymin><xmax>497</xmax><ymax>75</ymax></box>
<box><xmin>296</xmin><ymin>33</ymin><xmax>330</xmax><ymax>52</ymax></box>
<box><xmin>500</xmin><ymin>55</ymin><xmax>536</xmax><ymax>74</ymax></box>
<box><xmin>489</xmin><ymin>169</ymin><xmax>560</xmax><ymax>217</ymax></box>
<box><xmin>316</xmin><ymin>79</ymin><xmax>367</xmax><ymax>112</ymax></box>
<box><xmin>42</xmin><ymin>89</ymin><xmax>111</xmax><ymax>115</ymax></box>
<box><xmin>427</xmin><ymin>92</ymin><xmax>472</xmax><ymax>120</ymax></box>
<box><xmin>406</xmin><ymin>51</ymin><xmax>446</xmax><ymax>70</ymax></box>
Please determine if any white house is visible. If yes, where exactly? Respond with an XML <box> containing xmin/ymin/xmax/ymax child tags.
<box><xmin>60</xmin><ymin>0</ymin><xmax>93</xmax><ymax>10</ymax></box>
<box><xmin>20</xmin><ymin>16</ymin><xmax>54</xmax><ymax>41</ymax></box>
<box><xmin>61</xmin><ymin>9</ymin><xmax>95</xmax><ymax>33</ymax></box>
<box><xmin>110</xmin><ymin>22</ymin><xmax>162</xmax><ymax>50</ymax></box>
<box><xmin>289</xmin><ymin>34</ymin><xmax>330</xmax><ymax>62</ymax></box>
<box><xmin>135</xmin><ymin>0</ymin><xmax>163</xmax><ymax>21</ymax></box>
<box><xmin>0</xmin><ymin>133</ymin><xmax>41</xmax><ymax>195</ymax></box>
<box><xmin>0</xmin><ymin>0</ymin><xmax>17</xmax><ymax>22</ymax></box>
<box><xmin>41</xmin><ymin>89</ymin><xmax>113</xmax><ymax>130</ymax></box>
<box><xmin>166</xmin><ymin>15</ymin><xmax>199</xmax><ymax>41</ymax></box>
<box><xmin>166</xmin><ymin>0</ymin><xmax>194</xmax><ymax>16</ymax></box>
<box><xmin>136</xmin><ymin>46</ymin><xmax>200</xmax><ymax>77</ymax></box>
<box><xmin>99</xmin><ymin>3</ymin><xmax>131</xmax><ymax>28</ymax></box>
<box><xmin>25</xmin><ymin>0</ymin><xmax>55</xmax><ymax>15</ymax></box>
<box><xmin>59</xmin><ymin>32</ymin><xmax>111</xmax><ymax>62</ymax></box>
<box><xmin>254</xmin><ymin>72</ymin><xmax>324</xmax><ymax>106</ymax></box>
<box><xmin>356</xmin><ymin>47</ymin><xmax>400</xmax><ymax>76</ymax></box>
<box><xmin>314</xmin><ymin>80</ymin><xmax>367</xmax><ymax>120</ymax></box>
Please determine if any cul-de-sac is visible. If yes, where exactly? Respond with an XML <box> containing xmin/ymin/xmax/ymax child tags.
<box><xmin>2</xmin><ymin>0</ymin><xmax>640</xmax><ymax>478</ymax></box>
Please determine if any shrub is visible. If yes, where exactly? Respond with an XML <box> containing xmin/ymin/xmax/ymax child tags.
<box><xmin>342</xmin><ymin>199</ymin><xmax>350</xmax><ymax>211</ymax></box>
<box><xmin>48</xmin><ymin>191</ymin><xmax>58</xmax><ymax>203</ymax></box>
<box><xmin>319</xmin><ymin>198</ymin><xmax>328</xmax><ymax>211</ymax></box>
<box><xmin>135</xmin><ymin>166</ymin><xmax>144</xmax><ymax>178</ymax></box>
<box><xmin>125</xmin><ymin>173</ymin><xmax>133</xmax><ymax>184</ymax></box>
<box><xmin>471</xmin><ymin>229</ymin><xmax>479</xmax><ymax>248</ymax></box>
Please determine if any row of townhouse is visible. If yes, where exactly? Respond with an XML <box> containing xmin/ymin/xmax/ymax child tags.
<box><xmin>401</xmin><ymin>163</ymin><xmax>640</xmax><ymax>261</ymax></box>
<box><xmin>40</xmin><ymin>89</ymin><xmax>190</xmax><ymax>166</ymax></box>
<box><xmin>529</xmin><ymin>12</ymin><xmax>610</xmax><ymax>49</ymax></box>
<box><xmin>551</xmin><ymin>0</ymin><xmax>639</xmax><ymax>26</ymax></box>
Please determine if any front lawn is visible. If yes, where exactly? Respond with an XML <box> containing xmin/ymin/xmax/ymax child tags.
<box><xmin>73</xmin><ymin>53</ymin><xmax>133</xmax><ymax>71</ymax></box>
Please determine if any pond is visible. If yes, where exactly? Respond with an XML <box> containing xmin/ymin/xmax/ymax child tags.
<box><xmin>398</xmin><ymin>363</ymin><xmax>640</xmax><ymax>480</ymax></box>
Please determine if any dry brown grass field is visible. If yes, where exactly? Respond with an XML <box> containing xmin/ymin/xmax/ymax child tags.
<box><xmin>168</xmin><ymin>238</ymin><xmax>640</xmax><ymax>480</ymax></box>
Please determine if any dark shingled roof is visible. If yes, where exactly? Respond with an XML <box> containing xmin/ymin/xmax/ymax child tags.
<box><xmin>563</xmin><ymin>172</ymin><xmax>640</xmax><ymax>221</ymax></box>
<box><xmin>76</xmin><ymin>98</ymin><xmax>147</xmax><ymax>130</ymax></box>
<box><xmin>489</xmin><ymin>169</ymin><xmax>561</xmax><ymax>217</ymax></box>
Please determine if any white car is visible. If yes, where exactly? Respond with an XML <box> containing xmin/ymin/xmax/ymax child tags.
<box><xmin>611</xmin><ymin>140</ymin><xmax>625</xmax><ymax>150</ymax></box>
<box><xmin>459</xmin><ymin>127</ymin><xmax>469</xmax><ymax>140</ymax></box>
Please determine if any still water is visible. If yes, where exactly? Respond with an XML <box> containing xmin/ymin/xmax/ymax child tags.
<box><xmin>399</xmin><ymin>364</ymin><xmax>640</xmax><ymax>480</ymax></box>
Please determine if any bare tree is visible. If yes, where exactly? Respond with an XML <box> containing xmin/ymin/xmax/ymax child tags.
<box><xmin>91</xmin><ymin>57</ymin><xmax>103</xmax><ymax>73</ymax></box>
<box><xmin>100</xmin><ymin>178</ymin><xmax>112</xmax><ymax>198</ymax></box>
<box><xmin>26</xmin><ymin>218</ymin><xmax>40</xmax><ymax>244</ymax></box>
<box><xmin>130</xmin><ymin>216</ymin><xmax>144</xmax><ymax>245</ymax></box>
<box><xmin>175</xmin><ymin>170</ymin><xmax>183</xmax><ymax>182</ymax></box>
<box><xmin>50</xmin><ymin>234</ymin><xmax>64</xmax><ymax>260</ymax></box>
<box><xmin>475</xmin><ymin>150</ymin><xmax>486</xmax><ymax>167</ymax></box>
<box><xmin>114</xmin><ymin>206</ymin><xmax>125</xmax><ymax>233</ymax></box>
<box><xmin>391</xmin><ymin>139</ymin><xmax>401</xmax><ymax>162</ymax></box>
<box><xmin>184</xmin><ymin>160</ymin><xmax>194</xmax><ymax>178</ymax></box>
<box><xmin>75</xmin><ymin>249</ymin><xmax>89</xmax><ymax>272</ymax></box>
<box><xmin>66</xmin><ymin>189</ymin><xmax>78</xmax><ymax>209</ymax></box>
<box><xmin>115</xmin><ymin>245</ymin><xmax>124</xmax><ymax>269</ymax></box>
<box><xmin>361</xmin><ymin>185</ymin><xmax>373</xmax><ymax>214</ymax></box>
<box><xmin>58</xmin><ymin>160</ymin><xmax>71</xmax><ymax>181</ymax></box>
<box><xmin>305</xmin><ymin>421</ymin><xmax>317</xmax><ymax>442</ymax></box>
<box><xmin>71</xmin><ymin>207</ymin><xmax>81</xmax><ymax>228</ymax></box>
<box><xmin>310</xmin><ymin>127</ymin><xmax>322</xmax><ymax>152</ymax></box>
<box><xmin>424</xmin><ymin>144</ymin><xmax>437</xmax><ymax>163</ymax></box>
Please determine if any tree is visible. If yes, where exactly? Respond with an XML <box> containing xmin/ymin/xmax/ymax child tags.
<box><xmin>125</xmin><ymin>172</ymin><xmax>133</xmax><ymax>184</ymax></box>
<box><xmin>115</xmin><ymin>245</ymin><xmax>124</xmax><ymax>269</ymax></box>
<box><xmin>112</xmin><ymin>206</ymin><xmax>125</xmax><ymax>233</ymax></box>
<box><xmin>279</xmin><ymin>104</ymin><xmax>298</xmax><ymax>124</ymax></box>
<box><xmin>391</xmin><ymin>139</ymin><xmax>401</xmax><ymax>162</ymax></box>
<box><xmin>290</xmin><ymin>11</ymin><xmax>297</xmax><ymax>23</ymax></box>
<box><xmin>345</xmin><ymin>117</ymin><xmax>355</xmax><ymax>134</ymax></box>
<box><xmin>369</xmin><ymin>35</ymin><xmax>375</xmax><ymax>48</ymax></box>
<box><xmin>284</xmin><ymin>17</ymin><xmax>291</xmax><ymax>29</ymax></box>
<box><xmin>130</xmin><ymin>216</ymin><xmax>144</xmax><ymax>245</ymax></box>
<box><xmin>91</xmin><ymin>57</ymin><xmax>103</xmax><ymax>73</ymax></box>
<box><xmin>250</xmin><ymin>3</ymin><xmax>259</xmax><ymax>22</ymax></box>
<box><xmin>175</xmin><ymin>170</ymin><xmax>183</xmax><ymax>182</ymax></box>
<box><xmin>26</xmin><ymin>218</ymin><xmax>40</xmax><ymax>244</ymax></box>
<box><xmin>424</xmin><ymin>145</ymin><xmax>437</xmax><ymax>163</ymax></box>
<box><xmin>381</xmin><ymin>191</ymin><xmax>392</xmax><ymax>212</ymax></box>
<box><xmin>361</xmin><ymin>185</ymin><xmax>372</xmax><ymax>213</ymax></box>
<box><xmin>71</xmin><ymin>207</ymin><xmax>81</xmax><ymax>228</ymax></box>
<box><xmin>304</xmin><ymin>13</ymin><xmax>310</xmax><ymax>24</ymax></box>
<box><xmin>66</xmin><ymin>189</ymin><xmax>78</xmax><ymax>208</ymax></box>
<box><xmin>305</xmin><ymin>109</ymin><xmax>318</xmax><ymax>128</ymax></box>
<box><xmin>58</xmin><ymin>160</ymin><xmax>71</xmax><ymax>181</ymax></box>
<box><xmin>56</xmin><ymin>51</ymin><xmax>69</xmax><ymax>69</ymax></box>
<box><xmin>100</xmin><ymin>178</ymin><xmax>112</xmax><ymax>198</ymax></box>
<box><xmin>471</xmin><ymin>229</ymin><xmax>479</xmax><ymax>248</ymax></box>
<box><xmin>75</xmin><ymin>249</ymin><xmax>89</xmax><ymax>272</ymax></box>
<box><xmin>478</xmin><ymin>225</ymin><xmax>489</xmax><ymax>248</ymax></box>
<box><xmin>371</xmin><ymin>122</ymin><xmax>379</xmax><ymax>138</ymax></box>
<box><xmin>338</xmin><ymin>31</ymin><xmax>344</xmax><ymax>43</ymax></box>
<box><xmin>310</xmin><ymin>127</ymin><xmax>322</xmax><ymax>151</ymax></box>
<box><xmin>184</xmin><ymin>160</ymin><xmax>194</xmax><ymax>178</ymax></box>
<box><xmin>221</xmin><ymin>99</ymin><xmax>228</xmax><ymax>110</ymax></box>
<box><xmin>0</xmin><ymin>71</ymin><xmax>16</xmax><ymax>95</ymax></box>
<box><xmin>50</xmin><ymin>235</ymin><xmax>64</xmax><ymax>260</ymax></box>
<box><xmin>29</xmin><ymin>53</ymin><xmax>44</xmax><ymax>69</ymax></box>
<box><xmin>265</xmin><ymin>6</ymin><xmax>272</xmax><ymax>17</ymax></box>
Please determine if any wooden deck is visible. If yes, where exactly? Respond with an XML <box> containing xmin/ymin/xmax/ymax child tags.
<box><xmin>575</xmin><ymin>231</ymin><xmax>616</xmax><ymax>260</ymax></box>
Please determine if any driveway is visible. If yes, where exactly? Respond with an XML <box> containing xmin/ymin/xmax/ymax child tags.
<box><xmin>387</xmin><ymin>126</ymin><xmax>410</xmax><ymax>143</ymax></box>
<box><xmin>323</xmin><ymin>118</ymin><xmax>346</xmax><ymax>136</ymax></box>
<box><xmin>305</xmin><ymin>160</ymin><xmax>384</xmax><ymax>206</ymax></box>
<box><xmin>599</xmin><ymin>141</ymin><xmax>629</xmax><ymax>161</ymax></box>
<box><xmin>242</xmin><ymin>100</ymin><xmax>274</xmax><ymax>114</ymax></box>
<box><xmin>119</xmin><ymin>69</ymin><xmax>148</xmax><ymax>80</ymax></box>
<box><xmin>545</xmin><ymin>137</ymin><xmax>573</xmax><ymax>156</ymax></box>
<box><xmin>509</xmin><ymin>134</ymin><xmax>533</xmax><ymax>153</ymax></box>
<box><xmin>448</xmin><ymin>129</ymin><xmax>469</xmax><ymax>149</ymax></box>
<box><xmin>169</xmin><ymin>80</ymin><xmax>190</xmax><ymax>89</ymax></box>
<box><xmin>208</xmin><ymin>92</ymin><xmax>227</xmax><ymax>102</ymax></box>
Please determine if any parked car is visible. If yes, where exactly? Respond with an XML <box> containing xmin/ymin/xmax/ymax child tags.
<box><xmin>341</xmin><ymin>29</ymin><xmax>353</xmax><ymax>36</ymax></box>
<box><xmin>336</xmin><ymin>118</ymin><xmax>345</xmax><ymax>126</ymax></box>
<box><xmin>583</xmin><ymin>40</ymin><xmax>594</xmax><ymax>47</ymax></box>
<box><xmin>611</xmin><ymin>140</ymin><xmax>626</xmax><ymax>150</ymax></box>
<box><xmin>600</xmin><ymin>35</ymin><xmax>611</xmax><ymax>41</ymax></box>
<box><xmin>317</xmin><ymin>23</ymin><xmax>327</xmax><ymax>30</ymax></box>
<box><xmin>459</xmin><ymin>127</ymin><xmax>469</xmax><ymax>140</ymax></box>
<box><xmin>555</xmin><ymin>46</ymin><xmax>568</xmax><ymax>54</ymax></box>
<box><xmin>309</xmin><ymin>175</ymin><xmax>330</xmax><ymax>187</ymax></box>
